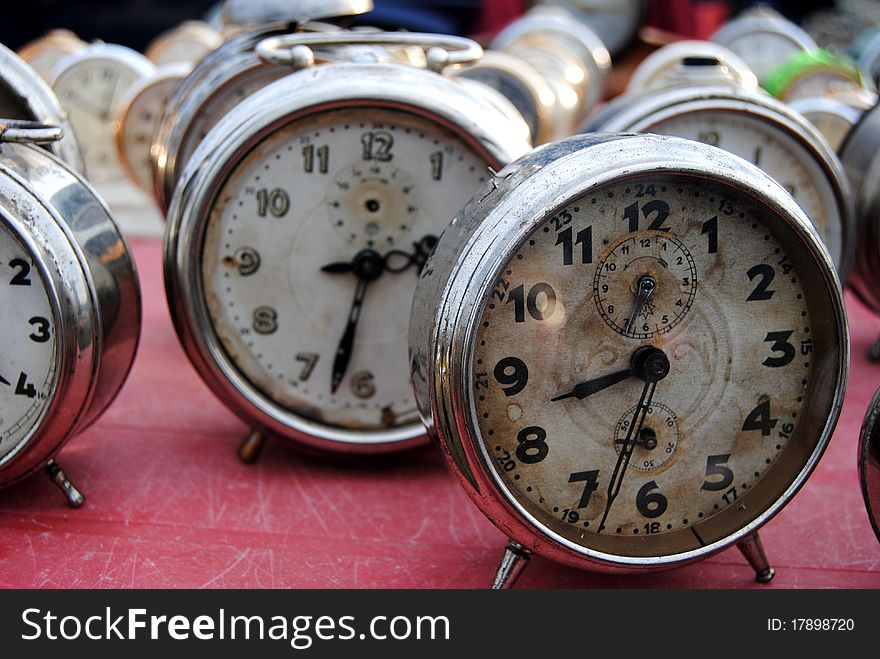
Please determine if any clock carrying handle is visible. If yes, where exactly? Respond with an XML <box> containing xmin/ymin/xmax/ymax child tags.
<box><xmin>0</xmin><ymin>120</ymin><xmax>63</xmax><ymax>145</ymax></box>
<box><xmin>256</xmin><ymin>32</ymin><xmax>483</xmax><ymax>73</ymax></box>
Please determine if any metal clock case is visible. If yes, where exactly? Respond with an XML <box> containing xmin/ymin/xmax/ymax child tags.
<box><xmin>0</xmin><ymin>43</ymin><xmax>83</xmax><ymax>173</ymax></box>
<box><xmin>581</xmin><ymin>84</ymin><xmax>856</xmax><ymax>279</ymax></box>
<box><xmin>51</xmin><ymin>43</ymin><xmax>156</xmax><ymax>182</ymax></box>
<box><xmin>17</xmin><ymin>30</ymin><xmax>87</xmax><ymax>84</ymax></box>
<box><xmin>115</xmin><ymin>64</ymin><xmax>191</xmax><ymax>194</ymax></box>
<box><xmin>859</xmin><ymin>386</ymin><xmax>880</xmax><ymax>543</ymax></box>
<box><xmin>221</xmin><ymin>0</ymin><xmax>372</xmax><ymax>27</ymax></box>
<box><xmin>491</xmin><ymin>6</ymin><xmax>612</xmax><ymax>122</ymax></box>
<box><xmin>789</xmin><ymin>96</ymin><xmax>867</xmax><ymax>151</ymax></box>
<box><xmin>164</xmin><ymin>33</ymin><xmax>531</xmax><ymax>460</ymax></box>
<box><xmin>0</xmin><ymin>122</ymin><xmax>140</xmax><ymax>506</ymax></box>
<box><xmin>409</xmin><ymin>133</ymin><xmax>847</xmax><ymax>588</ymax></box>
<box><xmin>151</xmin><ymin>23</ymin><xmax>309</xmax><ymax>212</ymax></box>
<box><xmin>145</xmin><ymin>20</ymin><xmax>223</xmax><ymax>68</ymax></box>
<box><xmin>532</xmin><ymin>0</ymin><xmax>647</xmax><ymax>57</ymax></box>
<box><xmin>624</xmin><ymin>40</ymin><xmax>758</xmax><ymax>94</ymax></box>
<box><xmin>709</xmin><ymin>9</ymin><xmax>818</xmax><ymax>83</ymax></box>
<box><xmin>839</xmin><ymin>101</ymin><xmax>880</xmax><ymax>319</ymax></box>
<box><xmin>764</xmin><ymin>49</ymin><xmax>864</xmax><ymax>103</ymax></box>
<box><xmin>448</xmin><ymin>51</ymin><xmax>559</xmax><ymax>145</ymax></box>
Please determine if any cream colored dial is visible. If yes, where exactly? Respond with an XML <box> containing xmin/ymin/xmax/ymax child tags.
<box><xmin>201</xmin><ymin>106</ymin><xmax>490</xmax><ymax>432</ymax></box>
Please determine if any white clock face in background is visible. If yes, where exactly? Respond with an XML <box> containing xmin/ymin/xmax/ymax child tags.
<box><xmin>200</xmin><ymin>106</ymin><xmax>490</xmax><ymax>432</ymax></box>
<box><xmin>118</xmin><ymin>73</ymin><xmax>186</xmax><ymax>192</ymax></box>
<box><xmin>715</xmin><ymin>32</ymin><xmax>805</xmax><ymax>82</ymax></box>
<box><xmin>0</xmin><ymin>222</ymin><xmax>57</xmax><ymax>464</ymax></box>
<box><xmin>53</xmin><ymin>56</ymin><xmax>147</xmax><ymax>180</ymax></box>
<box><xmin>635</xmin><ymin>110</ymin><xmax>843</xmax><ymax>270</ymax></box>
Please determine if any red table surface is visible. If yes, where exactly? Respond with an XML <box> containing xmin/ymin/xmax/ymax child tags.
<box><xmin>0</xmin><ymin>237</ymin><xmax>878</xmax><ymax>589</ymax></box>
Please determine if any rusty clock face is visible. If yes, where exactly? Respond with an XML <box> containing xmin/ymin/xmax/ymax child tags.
<box><xmin>411</xmin><ymin>135</ymin><xmax>847</xmax><ymax>586</ymax></box>
<box><xmin>452</xmin><ymin>161</ymin><xmax>845</xmax><ymax>562</ymax></box>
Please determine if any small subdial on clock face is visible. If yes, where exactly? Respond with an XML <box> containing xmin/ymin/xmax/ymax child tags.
<box><xmin>202</xmin><ymin>106</ymin><xmax>489</xmax><ymax>432</ymax></box>
<box><xmin>613</xmin><ymin>402</ymin><xmax>680</xmax><ymax>472</ymax></box>
<box><xmin>0</xmin><ymin>223</ymin><xmax>57</xmax><ymax>464</ymax></box>
<box><xmin>593</xmin><ymin>231</ymin><xmax>697</xmax><ymax>338</ymax></box>
<box><xmin>326</xmin><ymin>162</ymin><xmax>419</xmax><ymax>249</ymax></box>
<box><xmin>474</xmin><ymin>176</ymin><xmax>825</xmax><ymax>556</ymax></box>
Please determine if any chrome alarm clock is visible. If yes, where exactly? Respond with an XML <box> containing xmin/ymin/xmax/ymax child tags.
<box><xmin>710</xmin><ymin>8</ymin><xmax>817</xmax><ymax>83</ymax></box>
<box><xmin>145</xmin><ymin>20</ymin><xmax>222</xmax><ymax>67</ymax></box>
<box><xmin>491</xmin><ymin>6</ymin><xmax>611</xmax><ymax>123</ymax></box>
<box><xmin>409</xmin><ymin>133</ymin><xmax>847</xmax><ymax>587</ymax></box>
<box><xmin>533</xmin><ymin>0</ymin><xmax>647</xmax><ymax>57</ymax></box>
<box><xmin>115</xmin><ymin>64</ymin><xmax>191</xmax><ymax>194</ymax></box>
<box><xmin>839</xmin><ymin>100</ymin><xmax>880</xmax><ymax>332</ymax></box>
<box><xmin>164</xmin><ymin>32</ymin><xmax>531</xmax><ymax>461</ymax></box>
<box><xmin>581</xmin><ymin>77</ymin><xmax>855</xmax><ymax>278</ymax></box>
<box><xmin>624</xmin><ymin>40</ymin><xmax>758</xmax><ymax>94</ymax></box>
<box><xmin>17</xmin><ymin>30</ymin><xmax>87</xmax><ymax>83</ymax></box>
<box><xmin>51</xmin><ymin>42</ymin><xmax>155</xmax><ymax>181</ymax></box>
<box><xmin>0</xmin><ymin>43</ymin><xmax>83</xmax><ymax>172</ymax></box>
<box><xmin>0</xmin><ymin>121</ymin><xmax>140</xmax><ymax>506</ymax></box>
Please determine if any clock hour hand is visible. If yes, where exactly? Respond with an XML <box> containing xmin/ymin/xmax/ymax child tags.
<box><xmin>596</xmin><ymin>347</ymin><xmax>670</xmax><ymax>533</ymax></box>
<box><xmin>328</xmin><ymin>249</ymin><xmax>384</xmax><ymax>394</ymax></box>
<box><xmin>550</xmin><ymin>346</ymin><xmax>666</xmax><ymax>402</ymax></box>
<box><xmin>320</xmin><ymin>235</ymin><xmax>438</xmax><ymax>276</ymax></box>
<box><xmin>0</xmin><ymin>372</ymin><xmax>9</xmax><ymax>386</ymax></box>
<box><xmin>624</xmin><ymin>275</ymin><xmax>656</xmax><ymax>335</ymax></box>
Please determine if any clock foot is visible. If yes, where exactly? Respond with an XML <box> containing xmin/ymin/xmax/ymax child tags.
<box><xmin>238</xmin><ymin>430</ymin><xmax>267</xmax><ymax>464</ymax></box>
<box><xmin>737</xmin><ymin>532</ymin><xmax>775</xmax><ymax>583</ymax></box>
<box><xmin>869</xmin><ymin>335</ymin><xmax>880</xmax><ymax>362</ymax></box>
<box><xmin>491</xmin><ymin>540</ymin><xmax>531</xmax><ymax>589</ymax></box>
<box><xmin>45</xmin><ymin>460</ymin><xmax>85</xmax><ymax>508</ymax></box>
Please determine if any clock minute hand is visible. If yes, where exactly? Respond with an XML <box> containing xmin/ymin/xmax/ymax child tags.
<box><xmin>596</xmin><ymin>347</ymin><xmax>670</xmax><ymax>534</ymax></box>
<box><xmin>327</xmin><ymin>249</ymin><xmax>385</xmax><ymax>394</ymax></box>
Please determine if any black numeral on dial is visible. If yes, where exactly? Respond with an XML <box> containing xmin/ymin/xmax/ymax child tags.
<box><xmin>493</xmin><ymin>357</ymin><xmax>528</xmax><ymax>396</ymax></box>
<box><xmin>507</xmin><ymin>283</ymin><xmax>557</xmax><ymax>322</ymax></box>
<box><xmin>555</xmin><ymin>226</ymin><xmax>592</xmax><ymax>265</ymax></box>
<box><xmin>515</xmin><ymin>426</ymin><xmax>548</xmax><ymax>464</ymax></box>
<box><xmin>746</xmin><ymin>264</ymin><xmax>775</xmax><ymax>301</ymax></box>
<box><xmin>28</xmin><ymin>316</ymin><xmax>51</xmax><ymax>343</ymax></box>
<box><xmin>568</xmin><ymin>470</ymin><xmax>599</xmax><ymax>508</ymax></box>
<box><xmin>622</xmin><ymin>199</ymin><xmax>670</xmax><ymax>232</ymax></box>
<box><xmin>762</xmin><ymin>331</ymin><xmax>795</xmax><ymax>367</ymax></box>
<box><xmin>636</xmin><ymin>480</ymin><xmax>668</xmax><ymax>518</ymax></box>
<box><xmin>701</xmin><ymin>454</ymin><xmax>734</xmax><ymax>491</ymax></box>
<box><xmin>742</xmin><ymin>399</ymin><xmax>778</xmax><ymax>436</ymax></box>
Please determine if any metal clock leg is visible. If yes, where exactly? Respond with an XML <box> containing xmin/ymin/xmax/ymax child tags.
<box><xmin>491</xmin><ymin>540</ymin><xmax>531</xmax><ymax>589</ymax></box>
<box><xmin>736</xmin><ymin>531</ymin><xmax>775</xmax><ymax>583</ymax></box>
<box><xmin>44</xmin><ymin>459</ymin><xmax>85</xmax><ymax>508</ymax></box>
<box><xmin>237</xmin><ymin>430</ymin><xmax>267</xmax><ymax>464</ymax></box>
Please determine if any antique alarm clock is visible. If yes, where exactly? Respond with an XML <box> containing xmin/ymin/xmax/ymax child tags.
<box><xmin>145</xmin><ymin>20</ymin><xmax>222</xmax><ymax>67</ymax></box>
<box><xmin>409</xmin><ymin>133</ymin><xmax>847</xmax><ymax>587</ymax></box>
<box><xmin>859</xmin><ymin>387</ymin><xmax>880</xmax><ymax>543</ymax></box>
<box><xmin>581</xmin><ymin>75</ymin><xmax>855</xmax><ymax>278</ymax></box>
<box><xmin>838</xmin><ymin>99</ymin><xmax>880</xmax><ymax>357</ymax></box>
<box><xmin>491</xmin><ymin>6</ymin><xmax>611</xmax><ymax>122</ymax></box>
<box><xmin>0</xmin><ymin>121</ymin><xmax>140</xmax><ymax>506</ymax></box>
<box><xmin>533</xmin><ymin>0</ymin><xmax>647</xmax><ymax>57</ymax></box>
<box><xmin>152</xmin><ymin>0</ymin><xmax>372</xmax><ymax>212</ymax></box>
<box><xmin>164</xmin><ymin>32</ymin><xmax>531</xmax><ymax>461</ymax></box>
<box><xmin>0</xmin><ymin>43</ymin><xmax>83</xmax><ymax>172</ymax></box>
<box><xmin>764</xmin><ymin>49</ymin><xmax>864</xmax><ymax>103</ymax></box>
<box><xmin>789</xmin><ymin>95</ymin><xmax>870</xmax><ymax>151</ymax></box>
<box><xmin>623</xmin><ymin>40</ymin><xmax>758</xmax><ymax>94</ymax></box>
<box><xmin>710</xmin><ymin>8</ymin><xmax>817</xmax><ymax>83</ymax></box>
<box><xmin>17</xmin><ymin>30</ymin><xmax>87</xmax><ymax>83</ymax></box>
<box><xmin>51</xmin><ymin>42</ymin><xmax>155</xmax><ymax>181</ymax></box>
<box><xmin>115</xmin><ymin>64</ymin><xmax>191</xmax><ymax>194</ymax></box>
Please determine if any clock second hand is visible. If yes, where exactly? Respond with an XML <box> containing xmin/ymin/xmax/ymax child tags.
<box><xmin>597</xmin><ymin>347</ymin><xmax>670</xmax><ymax>533</ymax></box>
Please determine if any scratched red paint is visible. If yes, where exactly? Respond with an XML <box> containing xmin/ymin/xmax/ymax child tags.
<box><xmin>0</xmin><ymin>238</ymin><xmax>877</xmax><ymax>588</ymax></box>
